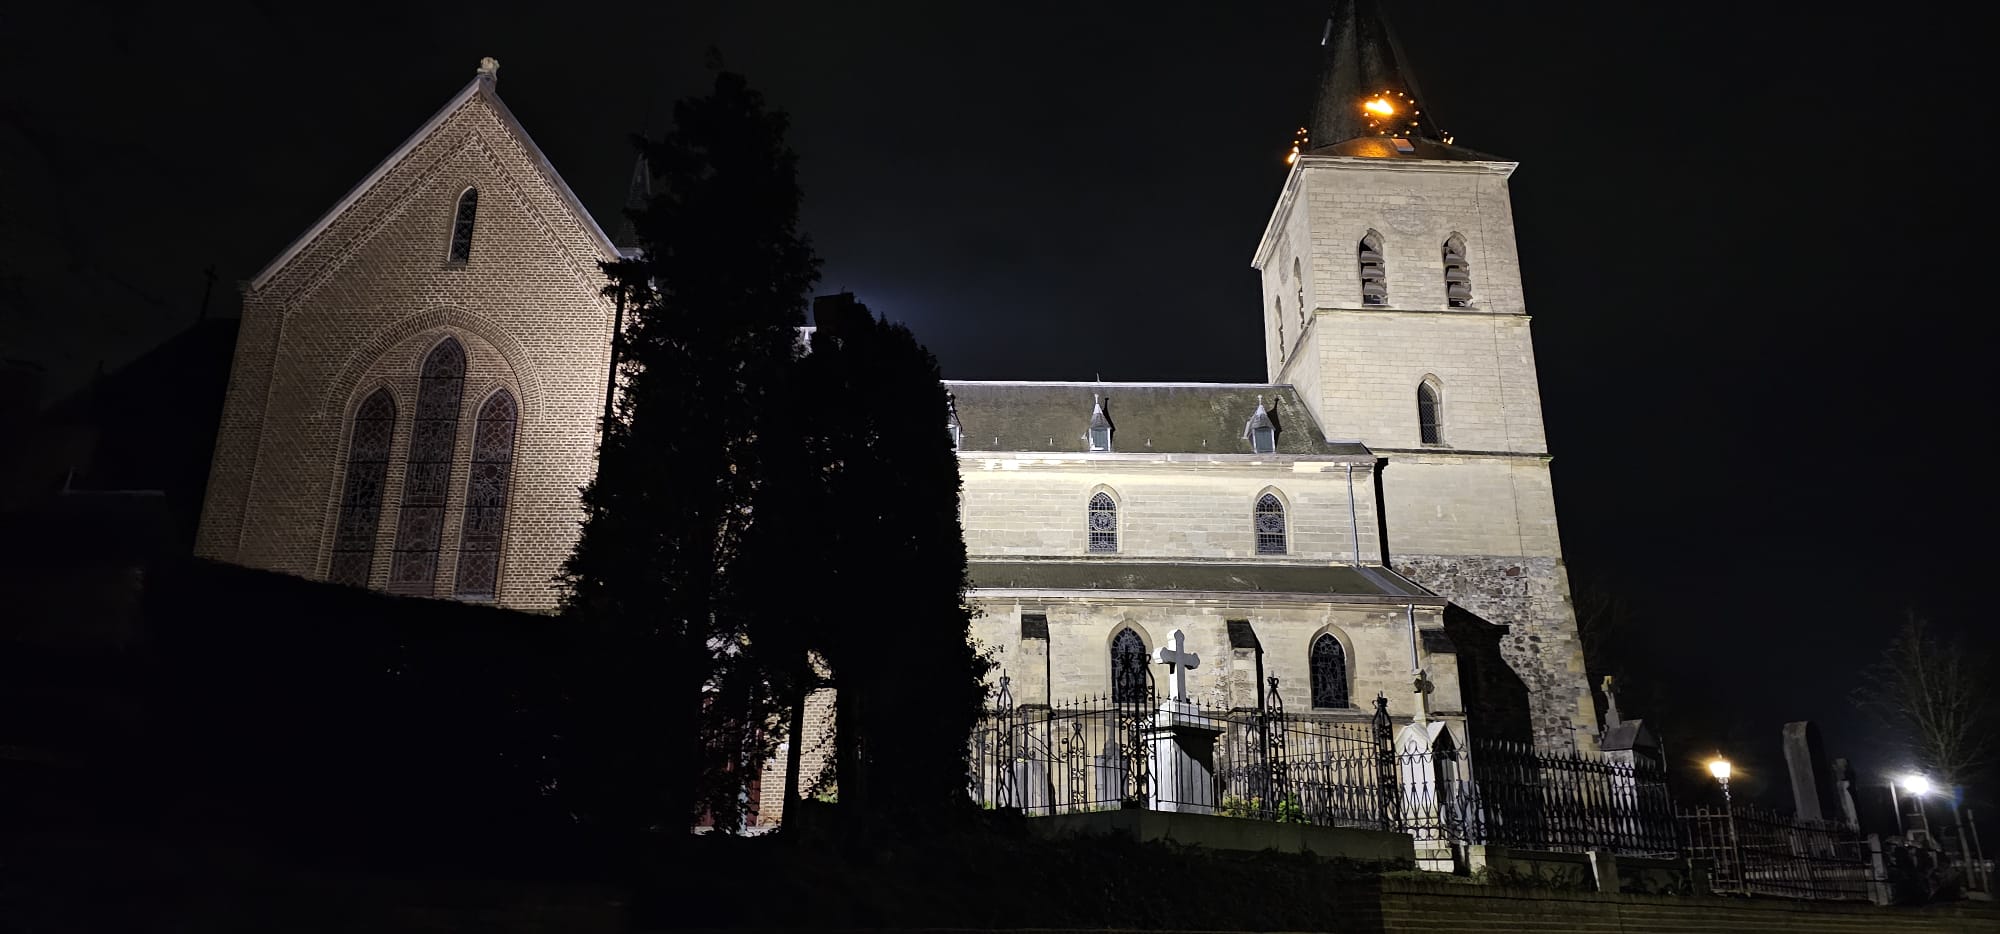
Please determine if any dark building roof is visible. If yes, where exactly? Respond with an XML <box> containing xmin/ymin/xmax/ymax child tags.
<box><xmin>968</xmin><ymin>560</ymin><xmax>1442</xmax><ymax>604</ymax></box>
<box><xmin>944</xmin><ymin>381</ymin><xmax>1365</xmax><ymax>457</ymax></box>
<box><xmin>1305</xmin><ymin>0</ymin><xmax>1492</xmax><ymax>161</ymax></box>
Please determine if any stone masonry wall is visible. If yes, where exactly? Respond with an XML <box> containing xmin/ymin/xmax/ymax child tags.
<box><xmin>1394</xmin><ymin>553</ymin><xmax>1593</xmax><ymax>751</ymax></box>
<box><xmin>960</xmin><ymin>458</ymin><xmax>1380</xmax><ymax>563</ymax></box>
<box><xmin>196</xmin><ymin>81</ymin><xmax>615</xmax><ymax>610</ymax></box>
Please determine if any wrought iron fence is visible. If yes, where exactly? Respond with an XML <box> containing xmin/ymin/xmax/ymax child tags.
<box><xmin>969</xmin><ymin>676</ymin><xmax>1679</xmax><ymax>859</ymax></box>
<box><xmin>1680</xmin><ymin>804</ymin><xmax>1872</xmax><ymax>900</ymax></box>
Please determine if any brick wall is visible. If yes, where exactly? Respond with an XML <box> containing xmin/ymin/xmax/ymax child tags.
<box><xmin>196</xmin><ymin>79</ymin><xmax>615</xmax><ymax>611</ymax></box>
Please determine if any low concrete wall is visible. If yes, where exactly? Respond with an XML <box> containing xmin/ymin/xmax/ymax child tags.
<box><xmin>1025</xmin><ymin>808</ymin><xmax>1415</xmax><ymax>865</ymax></box>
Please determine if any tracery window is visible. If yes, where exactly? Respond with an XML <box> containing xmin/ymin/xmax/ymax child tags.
<box><xmin>1254</xmin><ymin>492</ymin><xmax>1287</xmax><ymax>555</ymax></box>
<box><xmin>1418</xmin><ymin>379</ymin><xmax>1443</xmax><ymax>445</ymax></box>
<box><xmin>1111</xmin><ymin>627</ymin><xmax>1149</xmax><ymax>703</ymax></box>
<box><xmin>454</xmin><ymin>388</ymin><xmax>517</xmax><ymax>600</ymax></box>
<box><xmin>328</xmin><ymin>388</ymin><xmax>397</xmax><ymax>587</ymax></box>
<box><xmin>1310</xmin><ymin>633</ymin><xmax>1350</xmax><ymax>708</ymax></box>
<box><xmin>389</xmin><ymin>338</ymin><xmax>466</xmax><ymax>594</ymax></box>
<box><xmin>1359</xmin><ymin>231</ymin><xmax>1387</xmax><ymax>306</ymax></box>
<box><xmin>1088</xmin><ymin>491</ymin><xmax>1118</xmax><ymax>553</ymax></box>
<box><xmin>448</xmin><ymin>188</ymin><xmax>478</xmax><ymax>263</ymax></box>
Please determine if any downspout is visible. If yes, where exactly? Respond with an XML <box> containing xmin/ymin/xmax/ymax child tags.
<box><xmin>1346</xmin><ymin>463</ymin><xmax>1363</xmax><ymax>566</ymax></box>
<box><xmin>602</xmin><ymin>281</ymin><xmax>626</xmax><ymax>433</ymax></box>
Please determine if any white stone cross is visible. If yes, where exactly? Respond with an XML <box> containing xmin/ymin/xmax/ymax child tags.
<box><xmin>1152</xmin><ymin>629</ymin><xmax>1200</xmax><ymax>702</ymax></box>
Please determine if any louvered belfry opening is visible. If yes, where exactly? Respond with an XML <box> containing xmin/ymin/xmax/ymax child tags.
<box><xmin>1443</xmin><ymin>234</ymin><xmax>1472</xmax><ymax>307</ymax></box>
<box><xmin>1358</xmin><ymin>234</ymin><xmax>1388</xmax><ymax>306</ymax></box>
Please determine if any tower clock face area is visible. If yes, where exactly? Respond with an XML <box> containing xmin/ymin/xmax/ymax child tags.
<box><xmin>1359</xmin><ymin>89</ymin><xmax>1423</xmax><ymax>137</ymax></box>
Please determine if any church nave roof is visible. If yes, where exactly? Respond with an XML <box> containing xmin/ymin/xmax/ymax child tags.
<box><xmin>944</xmin><ymin>381</ymin><xmax>1359</xmax><ymax>457</ymax></box>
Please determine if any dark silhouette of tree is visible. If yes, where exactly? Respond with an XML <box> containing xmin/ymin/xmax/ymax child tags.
<box><xmin>756</xmin><ymin>293</ymin><xmax>990</xmax><ymax>818</ymax></box>
<box><xmin>559</xmin><ymin>71</ymin><xmax>818</xmax><ymax>835</ymax></box>
<box><xmin>1855</xmin><ymin>613</ymin><xmax>1994</xmax><ymax>787</ymax></box>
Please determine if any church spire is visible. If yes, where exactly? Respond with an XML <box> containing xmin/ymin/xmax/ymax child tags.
<box><xmin>1305</xmin><ymin>0</ymin><xmax>1452</xmax><ymax>153</ymax></box>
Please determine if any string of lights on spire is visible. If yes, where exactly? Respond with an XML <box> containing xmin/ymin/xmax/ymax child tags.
<box><xmin>1286</xmin><ymin>89</ymin><xmax>1456</xmax><ymax>165</ymax></box>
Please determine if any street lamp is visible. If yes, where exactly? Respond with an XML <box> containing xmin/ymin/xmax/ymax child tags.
<box><xmin>1899</xmin><ymin>773</ymin><xmax>1937</xmax><ymax>847</ymax></box>
<box><xmin>1708</xmin><ymin>755</ymin><xmax>1745</xmax><ymax>894</ymax></box>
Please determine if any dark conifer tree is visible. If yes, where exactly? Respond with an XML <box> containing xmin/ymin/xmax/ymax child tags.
<box><xmin>559</xmin><ymin>71</ymin><xmax>818</xmax><ymax>835</ymax></box>
<box><xmin>776</xmin><ymin>294</ymin><xmax>991</xmax><ymax>817</ymax></box>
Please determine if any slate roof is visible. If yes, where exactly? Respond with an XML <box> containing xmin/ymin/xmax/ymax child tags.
<box><xmin>968</xmin><ymin>560</ymin><xmax>1442</xmax><ymax>604</ymax></box>
<box><xmin>944</xmin><ymin>382</ymin><xmax>1365</xmax><ymax>457</ymax></box>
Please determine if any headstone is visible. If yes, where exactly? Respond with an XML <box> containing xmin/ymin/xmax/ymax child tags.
<box><xmin>1782</xmin><ymin>721</ymin><xmax>1841</xmax><ymax>823</ymax></box>
<box><xmin>1147</xmin><ymin>630</ymin><xmax>1221</xmax><ymax>813</ymax></box>
<box><xmin>1015</xmin><ymin>613</ymin><xmax>1050</xmax><ymax>708</ymax></box>
<box><xmin>1226</xmin><ymin>619</ymin><xmax>1263</xmax><ymax>712</ymax></box>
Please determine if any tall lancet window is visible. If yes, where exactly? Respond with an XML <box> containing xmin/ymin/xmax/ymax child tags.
<box><xmin>1254</xmin><ymin>492</ymin><xmax>1287</xmax><ymax>555</ymax></box>
<box><xmin>1310</xmin><ymin>633</ymin><xmax>1350</xmax><ymax>708</ymax></box>
<box><xmin>1417</xmin><ymin>378</ymin><xmax>1443</xmax><ymax>445</ymax></box>
<box><xmin>448</xmin><ymin>188</ymin><xmax>478</xmax><ymax>263</ymax></box>
<box><xmin>1088</xmin><ymin>491</ymin><xmax>1118</xmax><ymax>553</ymax></box>
<box><xmin>1111</xmin><ymin>627</ymin><xmax>1149</xmax><ymax>703</ymax></box>
<box><xmin>328</xmin><ymin>388</ymin><xmax>397</xmax><ymax>587</ymax></box>
<box><xmin>389</xmin><ymin>338</ymin><xmax>467</xmax><ymax>594</ymax></box>
<box><xmin>454</xmin><ymin>388</ymin><xmax>518</xmax><ymax>600</ymax></box>
<box><xmin>1358</xmin><ymin>232</ymin><xmax>1388</xmax><ymax>306</ymax></box>
<box><xmin>1442</xmin><ymin>233</ymin><xmax>1472</xmax><ymax>307</ymax></box>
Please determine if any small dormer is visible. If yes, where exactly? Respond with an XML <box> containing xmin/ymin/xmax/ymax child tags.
<box><xmin>1087</xmin><ymin>394</ymin><xmax>1113</xmax><ymax>452</ymax></box>
<box><xmin>945</xmin><ymin>391</ymin><xmax>962</xmax><ymax>451</ymax></box>
<box><xmin>1243</xmin><ymin>396</ymin><xmax>1277</xmax><ymax>454</ymax></box>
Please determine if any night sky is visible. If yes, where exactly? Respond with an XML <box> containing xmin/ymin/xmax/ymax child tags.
<box><xmin>2</xmin><ymin>2</ymin><xmax>1988</xmax><ymax>795</ymax></box>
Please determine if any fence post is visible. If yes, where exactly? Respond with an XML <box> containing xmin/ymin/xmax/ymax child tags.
<box><xmin>1373</xmin><ymin>693</ymin><xmax>1400</xmax><ymax>831</ymax></box>
<box><xmin>994</xmin><ymin>672</ymin><xmax>1015</xmax><ymax>810</ymax></box>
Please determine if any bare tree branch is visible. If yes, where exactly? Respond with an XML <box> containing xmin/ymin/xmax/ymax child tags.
<box><xmin>1854</xmin><ymin>612</ymin><xmax>1995</xmax><ymax>786</ymax></box>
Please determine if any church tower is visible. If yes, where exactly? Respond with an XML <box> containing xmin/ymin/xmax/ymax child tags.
<box><xmin>1252</xmin><ymin>1</ymin><xmax>1597</xmax><ymax>751</ymax></box>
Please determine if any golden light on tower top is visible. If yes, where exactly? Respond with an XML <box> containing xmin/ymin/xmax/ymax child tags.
<box><xmin>1360</xmin><ymin>88</ymin><xmax>1428</xmax><ymax>139</ymax></box>
<box><xmin>1285</xmin><ymin>126</ymin><xmax>1309</xmax><ymax>165</ymax></box>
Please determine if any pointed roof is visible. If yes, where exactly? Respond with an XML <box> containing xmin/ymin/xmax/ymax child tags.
<box><xmin>248</xmin><ymin>60</ymin><xmax>622</xmax><ymax>290</ymax></box>
<box><xmin>612</xmin><ymin>153</ymin><xmax>652</xmax><ymax>252</ymax></box>
<box><xmin>1305</xmin><ymin>0</ymin><xmax>1493</xmax><ymax>161</ymax></box>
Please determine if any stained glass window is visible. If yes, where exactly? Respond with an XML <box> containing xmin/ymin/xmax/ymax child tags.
<box><xmin>1418</xmin><ymin>380</ymin><xmax>1442</xmax><ymax>445</ymax></box>
<box><xmin>1088</xmin><ymin>491</ymin><xmax>1117</xmax><ymax>553</ymax></box>
<box><xmin>454</xmin><ymin>388</ymin><xmax>517</xmax><ymax>600</ymax></box>
<box><xmin>1111</xmin><ymin>627</ymin><xmax>1148</xmax><ymax>704</ymax></box>
<box><xmin>1311</xmin><ymin>634</ymin><xmax>1350</xmax><ymax>708</ymax></box>
<box><xmin>448</xmin><ymin>189</ymin><xmax>478</xmax><ymax>263</ymax></box>
<box><xmin>328</xmin><ymin>388</ymin><xmax>397</xmax><ymax>587</ymax></box>
<box><xmin>389</xmin><ymin>338</ymin><xmax>466</xmax><ymax>594</ymax></box>
<box><xmin>1254</xmin><ymin>493</ymin><xmax>1286</xmax><ymax>555</ymax></box>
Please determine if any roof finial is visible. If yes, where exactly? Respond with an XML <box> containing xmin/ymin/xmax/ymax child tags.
<box><xmin>476</xmin><ymin>57</ymin><xmax>500</xmax><ymax>84</ymax></box>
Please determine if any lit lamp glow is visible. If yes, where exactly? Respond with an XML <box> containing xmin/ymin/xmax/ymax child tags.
<box><xmin>1363</xmin><ymin>97</ymin><xmax>1396</xmax><ymax>116</ymax></box>
<box><xmin>1900</xmin><ymin>774</ymin><xmax>1933</xmax><ymax>796</ymax></box>
<box><xmin>1708</xmin><ymin>756</ymin><xmax>1734</xmax><ymax>804</ymax></box>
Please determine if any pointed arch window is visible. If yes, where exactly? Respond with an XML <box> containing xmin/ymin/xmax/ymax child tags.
<box><xmin>389</xmin><ymin>338</ymin><xmax>467</xmax><ymax>594</ymax></box>
<box><xmin>1088</xmin><ymin>491</ymin><xmax>1118</xmax><ymax>553</ymax></box>
<box><xmin>1310</xmin><ymin>633</ymin><xmax>1350</xmax><ymax>708</ymax></box>
<box><xmin>1417</xmin><ymin>379</ymin><xmax>1443</xmax><ymax>445</ymax></box>
<box><xmin>1359</xmin><ymin>232</ymin><xmax>1388</xmax><ymax>306</ymax></box>
<box><xmin>328</xmin><ymin>388</ymin><xmax>397</xmax><ymax>587</ymax></box>
<box><xmin>454</xmin><ymin>389</ymin><xmax>517</xmax><ymax>600</ymax></box>
<box><xmin>1443</xmin><ymin>233</ymin><xmax>1472</xmax><ymax>307</ymax></box>
<box><xmin>448</xmin><ymin>189</ymin><xmax>478</xmax><ymax>263</ymax></box>
<box><xmin>1111</xmin><ymin>627</ymin><xmax>1149</xmax><ymax>703</ymax></box>
<box><xmin>1254</xmin><ymin>492</ymin><xmax>1287</xmax><ymax>555</ymax></box>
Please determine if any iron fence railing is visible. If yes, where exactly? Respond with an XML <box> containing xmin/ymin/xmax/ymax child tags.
<box><xmin>968</xmin><ymin>675</ymin><xmax>1683</xmax><ymax>859</ymax></box>
<box><xmin>1680</xmin><ymin>804</ymin><xmax>1872</xmax><ymax>900</ymax></box>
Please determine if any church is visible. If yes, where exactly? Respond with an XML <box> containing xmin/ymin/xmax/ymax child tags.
<box><xmin>193</xmin><ymin>1</ymin><xmax>1598</xmax><ymax>806</ymax></box>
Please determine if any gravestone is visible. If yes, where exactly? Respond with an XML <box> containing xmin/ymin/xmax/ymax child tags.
<box><xmin>1149</xmin><ymin>629</ymin><xmax>1223</xmax><ymax>813</ymax></box>
<box><xmin>1782</xmin><ymin>721</ymin><xmax>1842</xmax><ymax>823</ymax></box>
